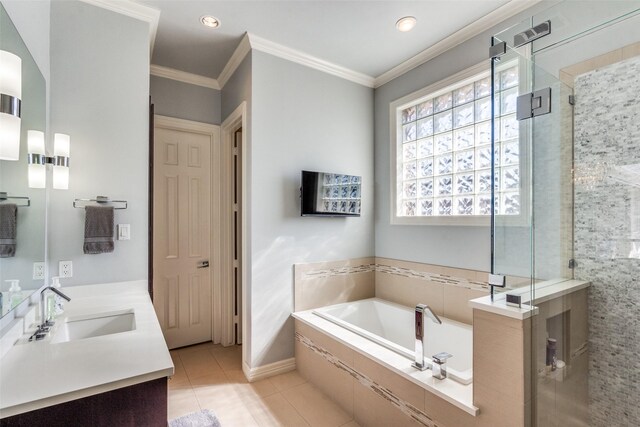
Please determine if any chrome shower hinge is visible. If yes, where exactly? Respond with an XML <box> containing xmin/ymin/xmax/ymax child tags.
<box><xmin>489</xmin><ymin>41</ymin><xmax>507</xmax><ymax>60</ymax></box>
<box><xmin>516</xmin><ymin>87</ymin><xmax>552</xmax><ymax>121</ymax></box>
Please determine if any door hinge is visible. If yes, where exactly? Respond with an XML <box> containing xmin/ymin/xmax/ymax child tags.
<box><xmin>514</xmin><ymin>20</ymin><xmax>551</xmax><ymax>48</ymax></box>
<box><xmin>517</xmin><ymin>87</ymin><xmax>552</xmax><ymax>121</ymax></box>
<box><xmin>489</xmin><ymin>41</ymin><xmax>507</xmax><ymax>60</ymax></box>
<box><xmin>568</xmin><ymin>259</ymin><xmax>576</xmax><ymax>269</ymax></box>
<box><xmin>569</xmin><ymin>95</ymin><xmax>575</xmax><ymax>105</ymax></box>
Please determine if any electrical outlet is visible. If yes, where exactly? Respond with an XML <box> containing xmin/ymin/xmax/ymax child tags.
<box><xmin>59</xmin><ymin>260</ymin><xmax>73</xmax><ymax>278</ymax></box>
<box><xmin>33</xmin><ymin>262</ymin><xmax>45</xmax><ymax>280</ymax></box>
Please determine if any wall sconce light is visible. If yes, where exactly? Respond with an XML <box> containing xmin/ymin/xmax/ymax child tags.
<box><xmin>53</xmin><ymin>133</ymin><xmax>70</xmax><ymax>190</ymax></box>
<box><xmin>27</xmin><ymin>132</ymin><xmax>70</xmax><ymax>189</ymax></box>
<box><xmin>0</xmin><ymin>50</ymin><xmax>22</xmax><ymax>161</ymax></box>
<box><xmin>27</xmin><ymin>130</ymin><xmax>46</xmax><ymax>188</ymax></box>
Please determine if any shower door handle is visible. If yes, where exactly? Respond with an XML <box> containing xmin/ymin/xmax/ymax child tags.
<box><xmin>197</xmin><ymin>260</ymin><xmax>210</xmax><ymax>269</ymax></box>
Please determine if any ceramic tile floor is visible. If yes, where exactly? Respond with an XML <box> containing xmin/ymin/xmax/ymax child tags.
<box><xmin>169</xmin><ymin>342</ymin><xmax>359</xmax><ymax>427</ymax></box>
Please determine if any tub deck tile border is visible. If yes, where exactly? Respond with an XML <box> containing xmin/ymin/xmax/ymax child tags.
<box><xmin>300</xmin><ymin>263</ymin><xmax>489</xmax><ymax>291</ymax></box>
<box><xmin>296</xmin><ymin>332</ymin><xmax>441</xmax><ymax>427</ymax></box>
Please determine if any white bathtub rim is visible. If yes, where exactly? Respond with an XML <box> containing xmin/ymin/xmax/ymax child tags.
<box><xmin>293</xmin><ymin>308</ymin><xmax>479</xmax><ymax>416</ymax></box>
<box><xmin>312</xmin><ymin>298</ymin><xmax>472</xmax><ymax>384</ymax></box>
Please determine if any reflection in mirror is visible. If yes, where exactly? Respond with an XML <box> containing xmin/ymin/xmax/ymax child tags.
<box><xmin>0</xmin><ymin>3</ymin><xmax>47</xmax><ymax>318</ymax></box>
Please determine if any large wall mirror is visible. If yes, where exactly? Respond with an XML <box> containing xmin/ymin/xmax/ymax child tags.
<box><xmin>0</xmin><ymin>3</ymin><xmax>47</xmax><ymax>317</ymax></box>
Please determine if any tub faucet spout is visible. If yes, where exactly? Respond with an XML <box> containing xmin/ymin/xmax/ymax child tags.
<box><xmin>412</xmin><ymin>304</ymin><xmax>441</xmax><ymax>371</ymax></box>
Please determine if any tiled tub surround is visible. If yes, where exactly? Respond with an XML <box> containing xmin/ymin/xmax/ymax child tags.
<box><xmin>293</xmin><ymin>313</ymin><xmax>479</xmax><ymax>427</ymax></box>
<box><xmin>374</xmin><ymin>258</ymin><xmax>491</xmax><ymax>325</ymax></box>
<box><xmin>573</xmin><ymin>54</ymin><xmax>640</xmax><ymax>427</ymax></box>
<box><xmin>295</xmin><ymin>286</ymin><xmax>589</xmax><ymax>427</ymax></box>
<box><xmin>294</xmin><ymin>254</ymin><xmax>591</xmax><ymax>426</ymax></box>
<box><xmin>295</xmin><ymin>257</ymin><xmax>497</xmax><ymax>324</ymax></box>
<box><xmin>294</xmin><ymin>257</ymin><xmax>376</xmax><ymax>312</ymax></box>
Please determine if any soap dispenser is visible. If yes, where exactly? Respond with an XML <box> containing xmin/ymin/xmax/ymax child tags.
<box><xmin>48</xmin><ymin>277</ymin><xmax>66</xmax><ymax>319</ymax></box>
<box><xmin>7</xmin><ymin>279</ymin><xmax>22</xmax><ymax>308</ymax></box>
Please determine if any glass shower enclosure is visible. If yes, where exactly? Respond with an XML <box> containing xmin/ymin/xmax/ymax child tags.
<box><xmin>489</xmin><ymin>2</ymin><xmax>640</xmax><ymax>426</ymax></box>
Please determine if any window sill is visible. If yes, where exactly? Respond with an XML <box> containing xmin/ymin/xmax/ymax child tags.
<box><xmin>391</xmin><ymin>215</ymin><xmax>490</xmax><ymax>227</ymax></box>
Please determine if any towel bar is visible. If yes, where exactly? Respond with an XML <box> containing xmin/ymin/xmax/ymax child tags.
<box><xmin>0</xmin><ymin>192</ymin><xmax>31</xmax><ymax>207</ymax></box>
<box><xmin>73</xmin><ymin>196</ymin><xmax>127</xmax><ymax>210</ymax></box>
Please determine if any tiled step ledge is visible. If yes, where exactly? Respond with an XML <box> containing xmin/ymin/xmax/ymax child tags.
<box><xmin>469</xmin><ymin>279</ymin><xmax>590</xmax><ymax>320</ymax></box>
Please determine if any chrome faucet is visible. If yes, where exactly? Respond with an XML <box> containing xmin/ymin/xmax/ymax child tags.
<box><xmin>39</xmin><ymin>286</ymin><xmax>71</xmax><ymax>330</ymax></box>
<box><xmin>412</xmin><ymin>304</ymin><xmax>442</xmax><ymax>371</ymax></box>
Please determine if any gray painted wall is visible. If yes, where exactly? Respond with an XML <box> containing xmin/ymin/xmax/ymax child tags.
<box><xmin>1</xmin><ymin>0</ymin><xmax>50</xmax><ymax>83</ymax></box>
<box><xmin>374</xmin><ymin>27</ymin><xmax>501</xmax><ymax>272</ymax></box>
<box><xmin>48</xmin><ymin>1</ymin><xmax>150</xmax><ymax>285</ymax></box>
<box><xmin>150</xmin><ymin>76</ymin><xmax>221</xmax><ymax>125</ymax></box>
<box><xmin>249</xmin><ymin>50</ymin><xmax>374</xmax><ymax>366</ymax></box>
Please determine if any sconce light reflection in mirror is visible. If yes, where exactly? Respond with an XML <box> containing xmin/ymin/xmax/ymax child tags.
<box><xmin>27</xmin><ymin>132</ymin><xmax>70</xmax><ymax>190</ymax></box>
<box><xmin>27</xmin><ymin>130</ymin><xmax>46</xmax><ymax>188</ymax></box>
<box><xmin>0</xmin><ymin>50</ymin><xmax>22</xmax><ymax>161</ymax></box>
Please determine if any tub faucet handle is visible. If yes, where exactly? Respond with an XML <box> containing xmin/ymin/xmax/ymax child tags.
<box><xmin>431</xmin><ymin>352</ymin><xmax>452</xmax><ymax>380</ymax></box>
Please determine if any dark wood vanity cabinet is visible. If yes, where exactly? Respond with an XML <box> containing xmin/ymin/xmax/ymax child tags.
<box><xmin>0</xmin><ymin>377</ymin><xmax>167</xmax><ymax>427</ymax></box>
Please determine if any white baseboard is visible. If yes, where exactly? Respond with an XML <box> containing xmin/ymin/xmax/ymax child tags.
<box><xmin>243</xmin><ymin>358</ymin><xmax>296</xmax><ymax>382</ymax></box>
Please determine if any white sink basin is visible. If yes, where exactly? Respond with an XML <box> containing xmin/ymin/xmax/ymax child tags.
<box><xmin>51</xmin><ymin>309</ymin><xmax>136</xmax><ymax>344</ymax></box>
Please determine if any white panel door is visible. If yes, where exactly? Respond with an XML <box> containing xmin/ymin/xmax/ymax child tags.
<box><xmin>154</xmin><ymin>125</ymin><xmax>211</xmax><ymax>349</ymax></box>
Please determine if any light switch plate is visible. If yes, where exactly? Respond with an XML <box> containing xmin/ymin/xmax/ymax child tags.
<box><xmin>117</xmin><ymin>224</ymin><xmax>131</xmax><ymax>240</ymax></box>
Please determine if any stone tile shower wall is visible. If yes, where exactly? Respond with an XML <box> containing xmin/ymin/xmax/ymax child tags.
<box><xmin>574</xmin><ymin>55</ymin><xmax>640</xmax><ymax>427</ymax></box>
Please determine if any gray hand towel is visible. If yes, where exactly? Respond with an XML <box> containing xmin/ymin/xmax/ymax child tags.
<box><xmin>84</xmin><ymin>205</ymin><xmax>114</xmax><ymax>254</ymax></box>
<box><xmin>0</xmin><ymin>203</ymin><xmax>17</xmax><ymax>258</ymax></box>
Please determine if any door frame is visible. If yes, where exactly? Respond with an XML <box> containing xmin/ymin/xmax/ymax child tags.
<box><xmin>221</xmin><ymin>103</ymin><xmax>248</xmax><ymax>366</ymax></box>
<box><xmin>152</xmin><ymin>115</ymin><xmax>221</xmax><ymax>344</ymax></box>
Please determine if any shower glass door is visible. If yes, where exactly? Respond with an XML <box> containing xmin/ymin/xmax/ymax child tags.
<box><xmin>490</xmin><ymin>36</ymin><xmax>575</xmax><ymax>296</ymax></box>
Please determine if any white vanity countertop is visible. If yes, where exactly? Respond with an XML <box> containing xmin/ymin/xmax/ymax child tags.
<box><xmin>0</xmin><ymin>280</ymin><xmax>174</xmax><ymax>418</ymax></box>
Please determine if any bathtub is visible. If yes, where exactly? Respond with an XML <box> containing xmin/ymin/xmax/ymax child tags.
<box><xmin>313</xmin><ymin>298</ymin><xmax>473</xmax><ymax>384</ymax></box>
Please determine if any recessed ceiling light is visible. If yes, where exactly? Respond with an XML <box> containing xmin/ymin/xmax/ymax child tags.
<box><xmin>200</xmin><ymin>15</ymin><xmax>220</xmax><ymax>28</ymax></box>
<box><xmin>396</xmin><ymin>16</ymin><xmax>417</xmax><ymax>32</ymax></box>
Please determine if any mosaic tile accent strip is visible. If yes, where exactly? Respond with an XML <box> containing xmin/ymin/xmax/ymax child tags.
<box><xmin>295</xmin><ymin>332</ymin><xmax>440</xmax><ymax>427</ymax></box>
<box><xmin>574</xmin><ymin>55</ymin><xmax>640</xmax><ymax>427</ymax></box>
<box><xmin>302</xmin><ymin>264</ymin><xmax>376</xmax><ymax>279</ymax></box>
<box><xmin>302</xmin><ymin>263</ymin><xmax>489</xmax><ymax>291</ymax></box>
<box><xmin>375</xmin><ymin>264</ymin><xmax>489</xmax><ymax>290</ymax></box>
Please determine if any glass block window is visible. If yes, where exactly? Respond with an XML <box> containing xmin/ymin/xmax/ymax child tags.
<box><xmin>397</xmin><ymin>65</ymin><xmax>520</xmax><ymax>217</ymax></box>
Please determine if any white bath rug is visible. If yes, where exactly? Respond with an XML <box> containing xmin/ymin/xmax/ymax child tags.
<box><xmin>168</xmin><ymin>409</ymin><xmax>221</xmax><ymax>427</ymax></box>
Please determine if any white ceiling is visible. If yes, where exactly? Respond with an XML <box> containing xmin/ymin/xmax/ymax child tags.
<box><xmin>140</xmin><ymin>0</ymin><xmax>515</xmax><ymax>81</ymax></box>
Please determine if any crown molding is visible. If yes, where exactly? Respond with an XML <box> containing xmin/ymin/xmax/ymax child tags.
<box><xmin>90</xmin><ymin>0</ymin><xmax>539</xmax><ymax>91</ymax></box>
<box><xmin>373</xmin><ymin>0</ymin><xmax>542</xmax><ymax>88</ymax></box>
<box><xmin>79</xmin><ymin>0</ymin><xmax>160</xmax><ymax>56</ymax></box>
<box><xmin>217</xmin><ymin>33</ymin><xmax>252</xmax><ymax>89</ymax></box>
<box><xmin>150</xmin><ymin>64</ymin><xmax>221</xmax><ymax>90</ymax></box>
<box><xmin>247</xmin><ymin>33</ymin><xmax>376</xmax><ymax>88</ymax></box>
